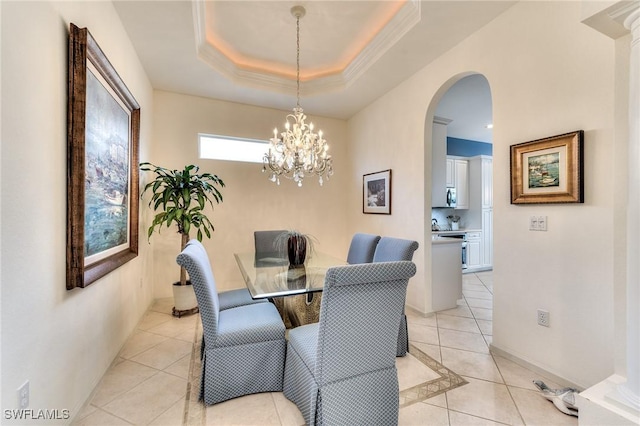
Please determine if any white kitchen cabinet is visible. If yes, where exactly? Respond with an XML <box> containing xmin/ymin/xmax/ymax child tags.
<box><xmin>466</xmin><ymin>231</ymin><xmax>482</xmax><ymax>269</ymax></box>
<box><xmin>454</xmin><ymin>159</ymin><xmax>469</xmax><ymax>210</ymax></box>
<box><xmin>446</xmin><ymin>158</ymin><xmax>455</xmax><ymax>187</ymax></box>
<box><xmin>481</xmin><ymin>158</ymin><xmax>493</xmax><ymax>209</ymax></box>
<box><xmin>431</xmin><ymin>117</ymin><xmax>452</xmax><ymax>207</ymax></box>
<box><xmin>482</xmin><ymin>209</ymin><xmax>493</xmax><ymax>267</ymax></box>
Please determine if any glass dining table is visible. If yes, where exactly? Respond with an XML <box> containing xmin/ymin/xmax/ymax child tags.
<box><xmin>234</xmin><ymin>251</ymin><xmax>347</xmax><ymax>299</ymax></box>
<box><xmin>234</xmin><ymin>251</ymin><xmax>347</xmax><ymax>327</ymax></box>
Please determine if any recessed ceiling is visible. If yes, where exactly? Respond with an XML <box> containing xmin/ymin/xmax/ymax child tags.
<box><xmin>113</xmin><ymin>1</ymin><xmax>515</xmax><ymax>120</ymax></box>
<box><xmin>193</xmin><ymin>1</ymin><xmax>417</xmax><ymax>95</ymax></box>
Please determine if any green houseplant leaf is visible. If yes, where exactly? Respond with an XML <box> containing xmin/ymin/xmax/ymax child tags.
<box><xmin>140</xmin><ymin>162</ymin><xmax>225</xmax><ymax>285</ymax></box>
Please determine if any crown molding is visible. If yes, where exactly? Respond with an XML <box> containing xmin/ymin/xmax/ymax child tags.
<box><xmin>192</xmin><ymin>0</ymin><xmax>420</xmax><ymax>96</ymax></box>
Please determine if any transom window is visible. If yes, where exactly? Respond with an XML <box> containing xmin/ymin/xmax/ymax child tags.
<box><xmin>198</xmin><ymin>134</ymin><xmax>267</xmax><ymax>164</ymax></box>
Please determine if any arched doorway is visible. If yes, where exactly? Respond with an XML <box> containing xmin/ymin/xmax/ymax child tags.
<box><xmin>424</xmin><ymin>73</ymin><xmax>494</xmax><ymax>334</ymax></box>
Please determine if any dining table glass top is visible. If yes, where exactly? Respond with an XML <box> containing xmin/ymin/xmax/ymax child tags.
<box><xmin>234</xmin><ymin>251</ymin><xmax>347</xmax><ymax>299</ymax></box>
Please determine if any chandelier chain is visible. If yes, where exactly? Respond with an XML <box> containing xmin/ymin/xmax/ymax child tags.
<box><xmin>296</xmin><ymin>13</ymin><xmax>300</xmax><ymax>109</ymax></box>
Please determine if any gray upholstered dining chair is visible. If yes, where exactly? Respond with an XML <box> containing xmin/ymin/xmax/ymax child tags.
<box><xmin>254</xmin><ymin>230</ymin><xmax>287</xmax><ymax>266</ymax></box>
<box><xmin>346</xmin><ymin>233</ymin><xmax>381</xmax><ymax>264</ymax></box>
<box><xmin>373</xmin><ymin>236</ymin><xmax>419</xmax><ymax>357</ymax></box>
<box><xmin>283</xmin><ymin>261</ymin><xmax>416</xmax><ymax>425</ymax></box>
<box><xmin>186</xmin><ymin>239</ymin><xmax>265</xmax><ymax>310</ymax></box>
<box><xmin>177</xmin><ymin>240</ymin><xmax>286</xmax><ymax>405</ymax></box>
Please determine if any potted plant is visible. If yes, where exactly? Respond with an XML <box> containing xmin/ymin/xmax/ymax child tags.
<box><xmin>140</xmin><ymin>162</ymin><xmax>225</xmax><ymax>316</ymax></box>
<box><xmin>275</xmin><ymin>230</ymin><xmax>316</xmax><ymax>268</ymax></box>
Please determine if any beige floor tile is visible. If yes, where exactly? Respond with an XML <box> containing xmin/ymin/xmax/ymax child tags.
<box><xmin>484</xmin><ymin>335</ymin><xmax>493</xmax><ymax>346</ymax></box>
<box><xmin>411</xmin><ymin>342</ymin><xmax>442</xmax><ymax>363</ymax></box>
<box><xmin>164</xmin><ymin>353</ymin><xmax>192</xmax><ymax>379</ymax></box>
<box><xmin>439</xmin><ymin>304</ymin><xmax>474</xmax><ymax>319</ymax></box>
<box><xmin>205</xmin><ymin>393</ymin><xmax>283</xmax><ymax>425</ymax></box>
<box><xmin>150</xmin><ymin>298</ymin><xmax>175</xmax><ymax>315</ymax></box>
<box><xmin>407</xmin><ymin>322</ymin><xmax>440</xmax><ymax>345</ymax></box>
<box><xmin>470</xmin><ymin>306</ymin><xmax>493</xmax><ymax>321</ymax></box>
<box><xmin>463</xmin><ymin>283</ymin><xmax>487</xmax><ymax>292</ymax></box>
<box><xmin>73</xmin><ymin>403</ymin><xmax>98</xmax><ymax>423</ymax></box>
<box><xmin>137</xmin><ymin>311</ymin><xmax>174</xmax><ymax>330</ymax></box>
<box><xmin>492</xmin><ymin>355</ymin><xmax>565</xmax><ymax>392</ymax></box>
<box><xmin>509</xmin><ymin>386</ymin><xmax>578</xmax><ymax>426</ymax></box>
<box><xmin>72</xmin><ymin>408</ymin><xmax>132</xmax><ymax>425</ymax></box>
<box><xmin>448</xmin><ymin>410</ymin><xmax>505</xmax><ymax>425</ymax></box>
<box><xmin>406</xmin><ymin>310</ymin><xmax>438</xmax><ymax>327</ymax></box>
<box><xmin>446</xmin><ymin>377</ymin><xmax>524</xmax><ymax>425</ymax></box>
<box><xmin>397</xmin><ymin>352</ymin><xmax>440</xmax><ymax>390</ymax></box>
<box><xmin>439</xmin><ymin>328</ymin><xmax>489</xmax><ymax>353</ymax></box>
<box><xmin>272</xmin><ymin>392</ymin><xmax>305</xmax><ymax>426</ymax></box>
<box><xmin>102</xmin><ymin>371</ymin><xmax>187</xmax><ymax>425</ymax></box>
<box><xmin>149</xmin><ymin>397</ymin><xmax>187</xmax><ymax>425</ymax></box>
<box><xmin>464</xmin><ymin>289</ymin><xmax>494</xmax><ymax>300</ymax></box>
<box><xmin>437</xmin><ymin>313</ymin><xmax>481</xmax><ymax>334</ymax></box>
<box><xmin>91</xmin><ymin>360</ymin><xmax>159</xmax><ymax>407</ymax></box>
<box><xmin>441</xmin><ymin>347</ymin><xmax>503</xmax><ymax>383</ymax></box>
<box><xmin>423</xmin><ymin>393</ymin><xmax>447</xmax><ymax>409</ymax></box>
<box><xmin>463</xmin><ymin>274</ymin><xmax>483</xmax><ymax>285</ymax></box>
<box><xmin>477</xmin><ymin>319</ymin><xmax>493</xmax><ymax>336</ymax></box>
<box><xmin>118</xmin><ymin>330</ymin><xmax>168</xmax><ymax>359</ymax></box>
<box><xmin>147</xmin><ymin>315</ymin><xmax>197</xmax><ymax>339</ymax></box>
<box><xmin>466</xmin><ymin>297</ymin><xmax>493</xmax><ymax>310</ymax></box>
<box><xmin>131</xmin><ymin>338</ymin><xmax>193</xmax><ymax>370</ymax></box>
<box><xmin>399</xmin><ymin>401</ymin><xmax>449</xmax><ymax>425</ymax></box>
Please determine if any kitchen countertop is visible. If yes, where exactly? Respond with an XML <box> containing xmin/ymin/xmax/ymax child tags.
<box><xmin>432</xmin><ymin>228</ymin><xmax>481</xmax><ymax>235</ymax></box>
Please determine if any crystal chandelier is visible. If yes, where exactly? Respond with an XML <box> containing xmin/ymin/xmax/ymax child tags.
<box><xmin>263</xmin><ymin>5</ymin><xmax>333</xmax><ymax>187</ymax></box>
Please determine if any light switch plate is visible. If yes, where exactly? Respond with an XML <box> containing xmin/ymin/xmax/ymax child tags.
<box><xmin>537</xmin><ymin>216</ymin><xmax>547</xmax><ymax>231</ymax></box>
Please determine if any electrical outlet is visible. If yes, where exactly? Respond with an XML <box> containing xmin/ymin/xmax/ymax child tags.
<box><xmin>537</xmin><ymin>309</ymin><xmax>550</xmax><ymax>327</ymax></box>
<box><xmin>18</xmin><ymin>380</ymin><xmax>29</xmax><ymax>409</ymax></box>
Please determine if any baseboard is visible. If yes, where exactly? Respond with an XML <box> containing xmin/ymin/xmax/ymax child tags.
<box><xmin>489</xmin><ymin>343</ymin><xmax>583</xmax><ymax>391</ymax></box>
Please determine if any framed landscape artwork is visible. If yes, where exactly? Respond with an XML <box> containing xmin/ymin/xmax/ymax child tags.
<box><xmin>363</xmin><ymin>169</ymin><xmax>392</xmax><ymax>214</ymax></box>
<box><xmin>510</xmin><ymin>130</ymin><xmax>584</xmax><ymax>204</ymax></box>
<box><xmin>67</xmin><ymin>23</ymin><xmax>140</xmax><ymax>289</ymax></box>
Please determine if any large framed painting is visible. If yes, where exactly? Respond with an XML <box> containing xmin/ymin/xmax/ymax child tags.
<box><xmin>510</xmin><ymin>130</ymin><xmax>583</xmax><ymax>204</ymax></box>
<box><xmin>67</xmin><ymin>23</ymin><xmax>140</xmax><ymax>289</ymax></box>
<box><xmin>363</xmin><ymin>169</ymin><xmax>392</xmax><ymax>214</ymax></box>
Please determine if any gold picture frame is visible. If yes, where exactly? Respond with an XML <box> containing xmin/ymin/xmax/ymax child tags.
<box><xmin>67</xmin><ymin>24</ymin><xmax>140</xmax><ymax>289</ymax></box>
<box><xmin>510</xmin><ymin>130</ymin><xmax>583</xmax><ymax>204</ymax></box>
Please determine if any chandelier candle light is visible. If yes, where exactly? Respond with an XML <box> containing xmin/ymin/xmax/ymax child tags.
<box><xmin>263</xmin><ymin>5</ymin><xmax>333</xmax><ymax>187</ymax></box>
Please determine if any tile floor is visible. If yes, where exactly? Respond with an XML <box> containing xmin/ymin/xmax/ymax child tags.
<box><xmin>73</xmin><ymin>271</ymin><xmax>579</xmax><ymax>425</ymax></box>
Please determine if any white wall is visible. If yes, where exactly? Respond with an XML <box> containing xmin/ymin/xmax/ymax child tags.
<box><xmin>348</xmin><ymin>1</ymin><xmax>619</xmax><ymax>388</ymax></box>
<box><xmin>149</xmin><ymin>91</ymin><xmax>349</xmax><ymax>297</ymax></box>
<box><xmin>1</xmin><ymin>1</ymin><xmax>154</xmax><ymax>421</ymax></box>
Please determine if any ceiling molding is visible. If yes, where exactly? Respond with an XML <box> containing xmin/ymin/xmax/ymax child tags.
<box><xmin>191</xmin><ymin>0</ymin><xmax>420</xmax><ymax>97</ymax></box>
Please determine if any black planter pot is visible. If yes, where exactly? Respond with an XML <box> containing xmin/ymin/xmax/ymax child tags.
<box><xmin>287</xmin><ymin>235</ymin><xmax>307</xmax><ymax>267</ymax></box>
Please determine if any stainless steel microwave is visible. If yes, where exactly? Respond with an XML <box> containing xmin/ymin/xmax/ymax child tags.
<box><xmin>446</xmin><ymin>187</ymin><xmax>457</xmax><ymax>208</ymax></box>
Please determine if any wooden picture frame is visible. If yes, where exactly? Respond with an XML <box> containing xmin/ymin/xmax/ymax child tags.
<box><xmin>510</xmin><ymin>130</ymin><xmax>583</xmax><ymax>204</ymax></box>
<box><xmin>67</xmin><ymin>23</ymin><xmax>140</xmax><ymax>289</ymax></box>
<box><xmin>363</xmin><ymin>169</ymin><xmax>392</xmax><ymax>214</ymax></box>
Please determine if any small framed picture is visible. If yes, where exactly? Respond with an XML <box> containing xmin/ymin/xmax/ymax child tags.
<box><xmin>510</xmin><ymin>130</ymin><xmax>583</xmax><ymax>204</ymax></box>
<box><xmin>363</xmin><ymin>169</ymin><xmax>392</xmax><ymax>214</ymax></box>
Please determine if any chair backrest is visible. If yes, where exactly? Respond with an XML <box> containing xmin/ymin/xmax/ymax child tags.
<box><xmin>346</xmin><ymin>233</ymin><xmax>381</xmax><ymax>264</ymax></box>
<box><xmin>177</xmin><ymin>239</ymin><xmax>220</xmax><ymax>348</ymax></box>
<box><xmin>372</xmin><ymin>237</ymin><xmax>419</xmax><ymax>262</ymax></box>
<box><xmin>254</xmin><ymin>230</ymin><xmax>286</xmax><ymax>253</ymax></box>
<box><xmin>314</xmin><ymin>261</ymin><xmax>417</xmax><ymax>386</ymax></box>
